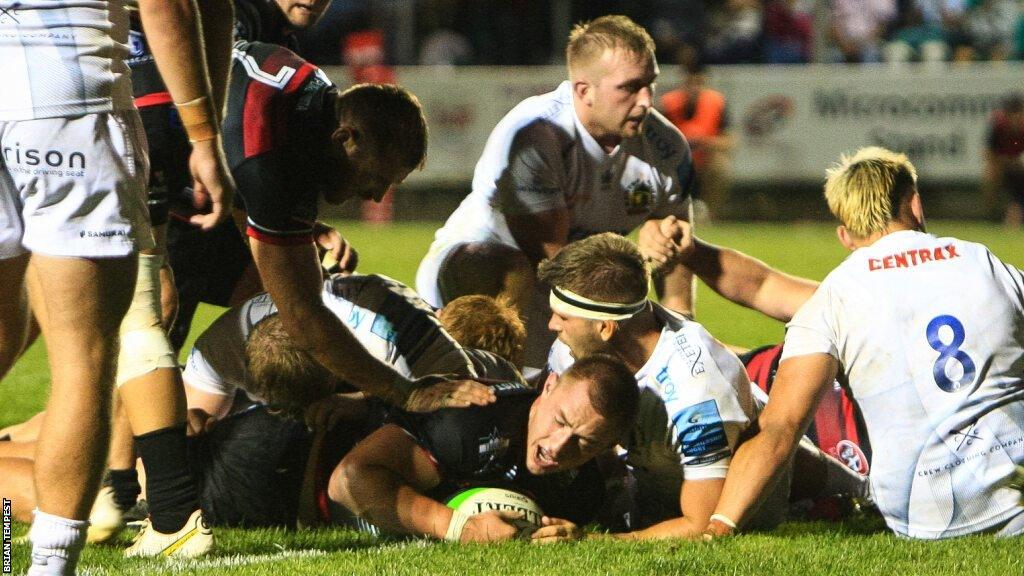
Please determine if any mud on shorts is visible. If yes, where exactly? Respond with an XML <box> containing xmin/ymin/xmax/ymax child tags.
<box><xmin>0</xmin><ymin>111</ymin><xmax>154</xmax><ymax>259</ymax></box>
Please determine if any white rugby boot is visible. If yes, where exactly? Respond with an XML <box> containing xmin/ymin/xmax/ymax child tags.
<box><xmin>124</xmin><ymin>509</ymin><xmax>214</xmax><ymax>558</ymax></box>
<box><xmin>86</xmin><ymin>486</ymin><xmax>125</xmax><ymax>543</ymax></box>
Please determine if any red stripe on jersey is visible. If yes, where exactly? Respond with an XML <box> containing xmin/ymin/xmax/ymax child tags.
<box><xmin>246</xmin><ymin>226</ymin><xmax>313</xmax><ymax>246</ymax></box>
<box><xmin>242</xmin><ymin>81</ymin><xmax>281</xmax><ymax>158</ymax></box>
<box><xmin>135</xmin><ymin>91</ymin><xmax>173</xmax><ymax>108</ymax></box>
<box><xmin>284</xmin><ymin>63</ymin><xmax>316</xmax><ymax>94</ymax></box>
<box><xmin>745</xmin><ymin>344</ymin><xmax>782</xmax><ymax>393</ymax></box>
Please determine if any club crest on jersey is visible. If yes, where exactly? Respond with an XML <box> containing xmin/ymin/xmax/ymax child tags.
<box><xmin>128</xmin><ymin>30</ymin><xmax>145</xmax><ymax>58</ymax></box>
<box><xmin>624</xmin><ymin>179</ymin><xmax>654</xmax><ymax>214</ymax></box>
<box><xmin>833</xmin><ymin>440</ymin><xmax>869</xmax><ymax>474</ymax></box>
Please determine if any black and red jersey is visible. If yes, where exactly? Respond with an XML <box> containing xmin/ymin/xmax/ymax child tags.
<box><xmin>128</xmin><ymin>0</ymin><xmax>298</xmax><ymax>108</ymax></box>
<box><xmin>224</xmin><ymin>40</ymin><xmax>338</xmax><ymax>245</ymax></box>
<box><xmin>741</xmin><ymin>344</ymin><xmax>871</xmax><ymax>474</ymax></box>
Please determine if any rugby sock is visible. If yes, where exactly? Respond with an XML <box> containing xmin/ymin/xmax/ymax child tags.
<box><xmin>28</xmin><ymin>510</ymin><xmax>87</xmax><ymax>576</ymax></box>
<box><xmin>107</xmin><ymin>468</ymin><xmax>141</xmax><ymax>513</ymax></box>
<box><xmin>134</xmin><ymin>425</ymin><xmax>201</xmax><ymax>533</ymax></box>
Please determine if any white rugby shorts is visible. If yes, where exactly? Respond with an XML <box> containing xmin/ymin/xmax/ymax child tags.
<box><xmin>0</xmin><ymin>111</ymin><xmax>154</xmax><ymax>259</ymax></box>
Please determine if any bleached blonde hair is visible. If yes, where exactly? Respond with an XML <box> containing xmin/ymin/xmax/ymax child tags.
<box><xmin>824</xmin><ymin>146</ymin><xmax>918</xmax><ymax>238</ymax></box>
<box><xmin>566</xmin><ymin>15</ymin><xmax>655</xmax><ymax>78</ymax></box>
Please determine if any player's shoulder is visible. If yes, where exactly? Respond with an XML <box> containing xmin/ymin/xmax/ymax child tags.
<box><xmin>651</xmin><ymin>305</ymin><xmax>748</xmax><ymax>389</ymax></box>
<box><xmin>491</xmin><ymin>82</ymin><xmax>575</xmax><ymax>145</ymax></box>
<box><xmin>232</xmin><ymin>40</ymin><xmax>321</xmax><ymax>89</ymax></box>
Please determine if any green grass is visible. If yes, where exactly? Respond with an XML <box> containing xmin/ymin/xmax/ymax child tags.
<box><xmin>4</xmin><ymin>220</ymin><xmax>1024</xmax><ymax>575</ymax></box>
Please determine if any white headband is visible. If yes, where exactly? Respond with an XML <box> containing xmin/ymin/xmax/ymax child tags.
<box><xmin>549</xmin><ymin>286</ymin><xmax>647</xmax><ymax>321</ymax></box>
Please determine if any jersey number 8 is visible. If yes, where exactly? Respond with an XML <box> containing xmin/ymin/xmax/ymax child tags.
<box><xmin>926</xmin><ymin>315</ymin><xmax>977</xmax><ymax>393</ymax></box>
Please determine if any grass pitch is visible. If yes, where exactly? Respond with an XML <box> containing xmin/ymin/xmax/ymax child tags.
<box><xmin>3</xmin><ymin>220</ymin><xmax>1024</xmax><ymax>575</ymax></box>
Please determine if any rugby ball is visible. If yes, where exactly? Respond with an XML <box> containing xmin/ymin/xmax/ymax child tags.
<box><xmin>446</xmin><ymin>487</ymin><xmax>544</xmax><ymax>538</ymax></box>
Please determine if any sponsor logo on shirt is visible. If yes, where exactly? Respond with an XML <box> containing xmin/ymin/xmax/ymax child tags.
<box><xmin>672</xmin><ymin>399</ymin><xmax>728</xmax><ymax>460</ymax></box>
<box><xmin>654</xmin><ymin>367</ymin><xmax>677</xmax><ymax>402</ymax></box>
<box><xmin>673</xmin><ymin>334</ymin><xmax>706</xmax><ymax>377</ymax></box>
<box><xmin>2</xmin><ymin>143</ymin><xmax>86</xmax><ymax>177</ymax></box>
<box><xmin>477</xmin><ymin>427</ymin><xmax>510</xmax><ymax>475</ymax></box>
<box><xmin>128</xmin><ymin>30</ymin><xmax>145</xmax><ymax>58</ymax></box>
<box><xmin>867</xmin><ymin>244</ymin><xmax>961</xmax><ymax>271</ymax></box>
<box><xmin>79</xmin><ymin>229</ymin><xmax>129</xmax><ymax>239</ymax></box>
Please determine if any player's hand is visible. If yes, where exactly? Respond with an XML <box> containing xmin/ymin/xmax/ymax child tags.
<box><xmin>402</xmin><ymin>377</ymin><xmax>497</xmax><ymax>413</ymax></box>
<box><xmin>460</xmin><ymin>511</ymin><xmax>523</xmax><ymax>543</ymax></box>
<box><xmin>304</xmin><ymin>393</ymin><xmax>367</xmax><ymax>431</ymax></box>
<box><xmin>314</xmin><ymin>222</ymin><xmax>359</xmax><ymax>274</ymax></box>
<box><xmin>638</xmin><ymin>216</ymin><xmax>692</xmax><ymax>267</ymax></box>
<box><xmin>187</xmin><ymin>138</ymin><xmax>237</xmax><ymax>231</ymax></box>
<box><xmin>701</xmin><ymin>518</ymin><xmax>736</xmax><ymax>542</ymax></box>
<box><xmin>530</xmin><ymin>516</ymin><xmax>581</xmax><ymax>544</ymax></box>
<box><xmin>186</xmin><ymin>408</ymin><xmax>218</xmax><ymax>436</ymax></box>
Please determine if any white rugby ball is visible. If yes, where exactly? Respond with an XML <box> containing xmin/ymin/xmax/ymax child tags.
<box><xmin>446</xmin><ymin>487</ymin><xmax>544</xmax><ymax>537</ymax></box>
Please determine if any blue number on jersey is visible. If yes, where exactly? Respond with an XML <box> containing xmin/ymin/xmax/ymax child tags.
<box><xmin>926</xmin><ymin>315</ymin><xmax>977</xmax><ymax>393</ymax></box>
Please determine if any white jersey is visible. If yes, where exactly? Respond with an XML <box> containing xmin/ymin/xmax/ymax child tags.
<box><xmin>433</xmin><ymin>80</ymin><xmax>693</xmax><ymax>249</ymax></box>
<box><xmin>0</xmin><ymin>0</ymin><xmax>134</xmax><ymax>120</ymax></box>
<box><xmin>184</xmin><ymin>274</ymin><xmax>475</xmax><ymax>409</ymax></box>
<box><xmin>783</xmin><ymin>230</ymin><xmax>1024</xmax><ymax>538</ymax></box>
<box><xmin>547</xmin><ymin>303</ymin><xmax>756</xmax><ymax>517</ymax></box>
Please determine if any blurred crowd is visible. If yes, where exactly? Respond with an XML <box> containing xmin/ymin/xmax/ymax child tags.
<box><xmin>294</xmin><ymin>0</ymin><xmax>1024</xmax><ymax>66</ymax></box>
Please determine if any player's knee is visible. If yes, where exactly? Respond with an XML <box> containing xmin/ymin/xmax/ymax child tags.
<box><xmin>328</xmin><ymin>456</ymin><xmax>361</xmax><ymax>513</ymax></box>
<box><xmin>116</xmin><ymin>253</ymin><xmax>176</xmax><ymax>386</ymax></box>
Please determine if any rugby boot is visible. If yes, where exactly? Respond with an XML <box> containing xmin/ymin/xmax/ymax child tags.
<box><xmin>124</xmin><ymin>509</ymin><xmax>214</xmax><ymax>558</ymax></box>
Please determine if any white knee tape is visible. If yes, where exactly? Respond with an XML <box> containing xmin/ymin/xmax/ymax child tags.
<box><xmin>116</xmin><ymin>253</ymin><xmax>176</xmax><ymax>386</ymax></box>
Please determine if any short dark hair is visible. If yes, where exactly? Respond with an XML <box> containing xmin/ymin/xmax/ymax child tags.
<box><xmin>563</xmin><ymin>353</ymin><xmax>639</xmax><ymax>436</ymax></box>
<box><xmin>245</xmin><ymin>315</ymin><xmax>338</xmax><ymax>418</ymax></box>
<box><xmin>336</xmin><ymin>83</ymin><xmax>428</xmax><ymax>170</ymax></box>
<box><xmin>537</xmin><ymin>233</ymin><xmax>648</xmax><ymax>304</ymax></box>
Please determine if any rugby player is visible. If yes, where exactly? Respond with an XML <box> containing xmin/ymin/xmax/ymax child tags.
<box><xmin>540</xmin><ymin>233</ymin><xmax>869</xmax><ymax>538</ymax></box>
<box><xmin>128</xmin><ymin>0</ymin><xmax>339</xmax><ymax>353</ymax></box>
<box><xmin>705</xmin><ymin>147</ymin><xmax>1024</xmax><ymax>540</ymax></box>
<box><xmin>1</xmin><ymin>1</ymin><xmax>235</xmax><ymax>573</ymax></box>
<box><xmin>224</xmin><ymin>39</ymin><xmax>494</xmax><ymax>413</ymax></box>
<box><xmin>415</xmin><ymin>15</ymin><xmax>697</xmax><ymax>371</ymax></box>
<box><xmin>331</xmin><ymin>354</ymin><xmax>640</xmax><ymax>543</ymax></box>
<box><xmin>0</xmin><ymin>277</ymin><xmax>516</xmax><ymax>531</ymax></box>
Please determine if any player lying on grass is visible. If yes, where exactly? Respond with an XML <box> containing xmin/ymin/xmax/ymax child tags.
<box><xmin>703</xmin><ymin>147</ymin><xmax>1024</xmax><ymax>540</ymax></box>
<box><xmin>0</xmin><ymin>275</ymin><xmax>521</xmax><ymax>531</ymax></box>
<box><xmin>416</xmin><ymin>15</ymin><xmax>697</xmax><ymax>372</ymax></box>
<box><xmin>539</xmin><ymin>233</ymin><xmax>870</xmax><ymax>539</ymax></box>
<box><xmin>331</xmin><ymin>353</ymin><xmax>639</xmax><ymax>543</ymax></box>
<box><xmin>223</xmin><ymin>39</ymin><xmax>494</xmax><ymax>413</ymax></box>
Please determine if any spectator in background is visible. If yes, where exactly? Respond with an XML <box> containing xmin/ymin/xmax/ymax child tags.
<box><xmin>763</xmin><ymin>0</ymin><xmax>813</xmax><ymax>63</ymax></box>
<box><xmin>419</xmin><ymin>29</ymin><xmax>475</xmax><ymax>65</ymax></box>
<box><xmin>829</xmin><ymin>0</ymin><xmax>898</xmax><ymax>62</ymax></box>
<box><xmin>660</xmin><ymin>61</ymin><xmax>734</xmax><ymax>220</ymax></box>
<box><xmin>884</xmin><ymin>2</ymin><xmax>959</xmax><ymax>62</ymax></box>
<box><xmin>704</xmin><ymin>0</ymin><xmax>764</xmax><ymax>64</ymax></box>
<box><xmin>965</xmin><ymin>0</ymin><xmax>1020</xmax><ymax>60</ymax></box>
<box><xmin>983</xmin><ymin>93</ymin><xmax>1024</xmax><ymax>227</ymax></box>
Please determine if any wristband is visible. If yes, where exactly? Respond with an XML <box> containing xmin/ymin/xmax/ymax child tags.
<box><xmin>174</xmin><ymin>95</ymin><xmax>219</xmax><ymax>143</ymax></box>
<box><xmin>709</xmin><ymin>513</ymin><xmax>737</xmax><ymax>530</ymax></box>
<box><xmin>444</xmin><ymin>510</ymin><xmax>471</xmax><ymax>542</ymax></box>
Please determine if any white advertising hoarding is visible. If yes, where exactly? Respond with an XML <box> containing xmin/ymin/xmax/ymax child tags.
<box><xmin>323</xmin><ymin>64</ymin><xmax>1022</xmax><ymax>185</ymax></box>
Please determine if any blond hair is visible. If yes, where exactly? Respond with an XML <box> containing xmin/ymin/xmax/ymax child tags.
<box><xmin>824</xmin><ymin>146</ymin><xmax>918</xmax><ymax>238</ymax></box>
<box><xmin>566</xmin><ymin>15</ymin><xmax>655</xmax><ymax>76</ymax></box>
<box><xmin>245</xmin><ymin>315</ymin><xmax>337</xmax><ymax>418</ymax></box>
<box><xmin>439</xmin><ymin>295</ymin><xmax>526</xmax><ymax>369</ymax></box>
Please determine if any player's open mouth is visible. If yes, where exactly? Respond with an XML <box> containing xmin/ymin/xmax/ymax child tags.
<box><xmin>536</xmin><ymin>445</ymin><xmax>558</xmax><ymax>469</ymax></box>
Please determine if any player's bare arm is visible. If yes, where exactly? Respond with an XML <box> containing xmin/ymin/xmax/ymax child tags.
<box><xmin>137</xmin><ymin>0</ymin><xmax>236</xmax><ymax>231</ymax></box>
<box><xmin>612</xmin><ymin>477</ymin><xmax>724</xmax><ymax>540</ymax></box>
<box><xmin>707</xmin><ymin>353</ymin><xmax>837</xmax><ymax>537</ymax></box>
<box><xmin>250</xmin><ymin>239</ymin><xmax>495</xmax><ymax>410</ymax></box>
<box><xmin>331</xmin><ymin>425</ymin><xmax>521</xmax><ymax>542</ymax></box>
<box><xmin>662</xmin><ymin>220</ymin><xmax>819</xmax><ymax>322</ymax></box>
<box><xmin>506</xmin><ymin>208</ymin><xmax>572</xmax><ymax>265</ymax></box>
